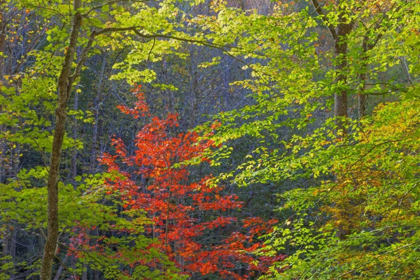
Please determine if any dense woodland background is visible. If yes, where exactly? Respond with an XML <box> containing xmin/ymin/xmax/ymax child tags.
<box><xmin>1</xmin><ymin>0</ymin><xmax>420</xmax><ymax>279</ymax></box>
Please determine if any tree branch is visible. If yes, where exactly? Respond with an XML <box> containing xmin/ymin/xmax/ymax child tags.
<box><xmin>311</xmin><ymin>0</ymin><xmax>338</xmax><ymax>41</ymax></box>
<box><xmin>82</xmin><ymin>0</ymin><xmax>147</xmax><ymax>17</ymax></box>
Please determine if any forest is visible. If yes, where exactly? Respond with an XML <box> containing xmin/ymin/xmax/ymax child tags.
<box><xmin>0</xmin><ymin>0</ymin><xmax>419</xmax><ymax>279</ymax></box>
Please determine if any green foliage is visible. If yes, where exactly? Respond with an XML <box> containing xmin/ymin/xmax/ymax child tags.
<box><xmin>1</xmin><ymin>0</ymin><xmax>420</xmax><ymax>278</ymax></box>
<box><xmin>197</xmin><ymin>0</ymin><xmax>420</xmax><ymax>279</ymax></box>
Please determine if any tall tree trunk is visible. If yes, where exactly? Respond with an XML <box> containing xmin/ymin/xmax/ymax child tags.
<box><xmin>311</xmin><ymin>0</ymin><xmax>353</xmax><ymax>240</ymax></box>
<box><xmin>189</xmin><ymin>45</ymin><xmax>198</xmax><ymax>128</ymax></box>
<box><xmin>0</xmin><ymin>0</ymin><xmax>6</xmax><ymax>185</ymax></box>
<box><xmin>81</xmin><ymin>263</ymin><xmax>88</xmax><ymax>280</ymax></box>
<box><xmin>333</xmin><ymin>4</ymin><xmax>353</xmax><ymax>134</ymax></box>
<box><xmin>358</xmin><ymin>30</ymin><xmax>382</xmax><ymax>119</ymax></box>
<box><xmin>40</xmin><ymin>0</ymin><xmax>83</xmax><ymax>278</ymax></box>
<box><xmin>1</xmin><ymin>234</ymin><xmax>9</xmax><ymax>270</ymax></box>
<box><xmin>311</xmin><ymin>0</ymin><xmax>353</xmax><ymax>134</ymax></box>
<box><xmin>0</xmin><ymin>0</ymin><xmax>5</xmax><ymax>78</ymax></box>
<box><xmin>9</xmin><ymin>230</ymin><xmax>16</xmax><ymax>280</ymax></box>
<box><xmin>53</xmin><ymin>254</ymin><xmax>69</xmax><ymax>280</ymax></box>
<box><xmin>358</xmin><ymin>38</ymin><xmax>369</xmax><ymax>119</ymax></box>
<box><xmin>90</xmin><ymin>53</ymin><xmax>107</xmax><ymax>173</ymax></box>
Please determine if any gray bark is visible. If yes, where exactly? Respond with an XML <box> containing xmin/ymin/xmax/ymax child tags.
<box><xmin>90</xmin><ymin>54</ymin><xmax>107</xmax><ymax>173</ymax></box>
<box><xmin>53</xmin><ymin>254</ymin><xmax>69</xmax><ymax>280</ymax></box>
<box><xmin>0</xmin><ymin>0</ymin><xmax>6</xmax><ymax>184</ymax></box>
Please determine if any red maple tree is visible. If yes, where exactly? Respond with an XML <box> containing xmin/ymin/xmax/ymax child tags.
<box><xmin>100</xmin><ymin>86</ymin><xmax>284</xmax><ymax>279</ymax></box>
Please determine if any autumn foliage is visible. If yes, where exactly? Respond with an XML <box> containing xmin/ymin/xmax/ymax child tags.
<box><xmin>98</xmin><ymin>86</ymin><xmax>283</xmax><ymax>279</ymax></box>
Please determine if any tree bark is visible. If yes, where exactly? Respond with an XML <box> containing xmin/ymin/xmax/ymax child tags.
<box><xmin>0</xmin><ymin>0</ymin><xmax>6</xmax><ymax>185</ymax></box>
<box><xmin>311</xmin><ymin>0</ymin><xmax>353</xmax><ymax>134</ymax></box>
<box><xmin>90</xmin><ymin>53</ymin><xmax>107</xmax><ymax>173</ymax></box>
<box><xmin>333</xmin><ymin>3</ymin><xmax>353</xmax><ymax>134</ymax></box>
<box><xmin>0</xmin><ymin>0</ymin><xmax>5</xmax><ymax>79</ymax></box>
<box><xmin>358</xmin><ymin>39</ymin><xmax>369</xmax><ymax>119</ymax></box>
<box><xmin>1</xmin><ymin>234</ymin><xmax>9</xmax><ymax>270</ymax></box>
<box><xmin>53</xmin><ymin>254</ymin><xmax>69</xmax><ymax>280</ymax></box>
<box><xmin>40</xmin><ymin>0</ymin><xmax>83</xmax><ymax>279</ymax></box>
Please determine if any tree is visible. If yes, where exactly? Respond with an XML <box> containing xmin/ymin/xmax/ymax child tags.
<box><xmin>310</xmin><ymin>0</ymin><xmax>408</xmax><ymax>130</ymax></box>
<box><xmin>1</xmin><ymin>0</ymin><xmax>236</xmax><ymax>277</ymax></box>
<box><xmin>1</xmin><ymin>0</ymin><xmax>418</xmax><ymax>278</ymax></box>
<box><xmin>195</xmin><ymin>0</ymin><xmax>419</xmax><ymax>278</ymax></box>
<box><xmin>99</xmin><ymin>86</ymin><xmax>284</xmax><ymax>279</ymax></box>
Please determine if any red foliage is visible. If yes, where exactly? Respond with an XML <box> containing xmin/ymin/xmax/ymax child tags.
<box><xmin>99</xmin><ymin>86</ymin><xmax>284</xmax><ymax>278</ymax></box>
<box><xmin>116</xmin><ymin>85</ymin><xmax>150</xmax><ymax>119</ymax></box>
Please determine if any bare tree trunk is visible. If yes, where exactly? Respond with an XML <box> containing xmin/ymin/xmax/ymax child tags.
<box><xmin>189</xmin><ymin>45</ymin><xmax>198</xmax><ymax>128</ymax></box>
<box><xmin>40</xmin><ymin>1</ymin><xmax>83</xmax><ymax>278</ymax></box>
<box><xmin>53</xmin><ymin>254</ymin><xmax>69</xmax><ymax>280</ymax></box>
<box><xmin>0</xmin><ymin>1</ymin><xmax>5</xmax><ymax>79</ymax></box>
<box><xmin>0</xmin><ymin>0</ymin><xmax>6</xmax><ymax>185</ymax></box>
<box><xmin>1</xmin><ymin>234</ymin><xmax>9</xmax><ymax>267</ymax></box>
<box><xmin>81</xmin><ymin>263</ymin><xmax>88</xmax><ymax>280</ymax></box>
<box><xmin>1</xmin><ymin>7</ymin><xmax>19</xmax><ymax>265</ymax></box>
<box><xmin>94</xmin><ymin>270</ymin><xmax>100</xmax><ymax>280</ymax></box>
<box><xmin>90</xmin><ymin>53</ymin><xmax>107</xmax><ymax>173</ymax></box>
<box><xmin>9</xmin><ymin>230</ymin><xmax>16</xmax><ymax>280</ymax></box>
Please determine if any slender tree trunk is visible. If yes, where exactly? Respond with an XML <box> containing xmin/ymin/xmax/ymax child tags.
<box><xmin>40</xmin><ymin>1</ymin><xmax>83</xmax><ymax>278</ymax></box>
<box><xmin>0</xmin><ymin>0</ymin><xmax>6</xmax><ymax>185</ymax></box>
<box><xmin>400</xmin><ymin>56</ymin><xmax>413</xmax><ymax>85</ymax></box>
<box><xmin>1</xmin><ymin>234</ymin><xmax>9</xmax><ymax>267</ymax></box>
<box><xmin>358</xmin><ymin>36</ymin><xmax>373</xmax><ymax>119</ymax></box>
<box><xmin>53</xmin><ymin>254</ymin><xmax>69</xmax><ymax>280</ymax></box>
<box><xmin>358</xmin><ymin>23</ymin><xmax>384</xmax><ymax>118</ymax></box>
<box><xmin>94</xmin><ymin>270</ymin><xmax>101</xmax><ymax>280</ymax></box>
<box><xmin>1</xmin><ymin>6</ymin><xmax>19</xmax><ymax>266</ymax></box>
<box><xmin>9</xmin><ymin>230</ymin><xmax>16</xmax><ymax>280</ymax></box>
<box><xmin>81</xmin><ymin>263</ymin><xmax>88</xmax><ymax>280</ymax></box>
<box><xmin>0</xmin><ymin>1</ymin><xmax>5</xmax><ymax>78</ymax></box>
<box><xmin>189</xmin><ymin>46</ymin><xmax>198</xmax><ymax>128</ymax></box>
<box><xmin>358</xmin><ymin>42</ymin><xmax>368</xmax><ymax>119</ymax></box>
<box><xmin>90</xmin><ymin>53</ymin><xmax>106</xmax><ymax>173</ymax></box>
<box><xmin>222</xmin><ymin>55</ymin><xmax>230</xmax><ymax>110</ymax></box>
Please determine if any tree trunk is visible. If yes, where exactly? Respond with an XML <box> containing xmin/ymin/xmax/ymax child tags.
<box><xmin>40</xmin><ymin>1</ymin><xmax>83</xmax><ymax>278</ymax></box>
<box><xmin>0</xmin><ymin>0</ymin><xmax>6</xmax><ymax>185</ymax></box>
<box><xmin>81</xmin><ymin>263</ymin><xmax>88</xmax><ymax>280</ymax></box>
<box><xmin>1</xmin><ymin>234</ymin><xmax>9</xmax><ymax>269</ymax></box>
<box><xmin>0</xmin><ymin>1</ymin><xmax>5</xmax><ymax>79</ymax></box>
<box><xmin>53</xmin><ymin>254</ymin><xmax>69</xmax><ymax>280</ymax></box>
<box><xmin>311</xmin><ymin>0</ymin><xmax>353</xmax><ymax>134</ymax></box>
<box><xmin>90</xmin><ymin>53</ymin><xmax>107</xmax><ymax>173</ymax></box>
<box><xmin>358</xmin><ymin>36</ymin><xmax>372</xmax><ymax>119</ymax></box>
<box><xmin>333</xmin><ymin>5</ymin><xmax>353</xmax><ymax>134</ymax></box>
<box><xmin>9</xmin><ymin>230</ymin><xmax>16</xmax><ymax>280</ymax></box>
